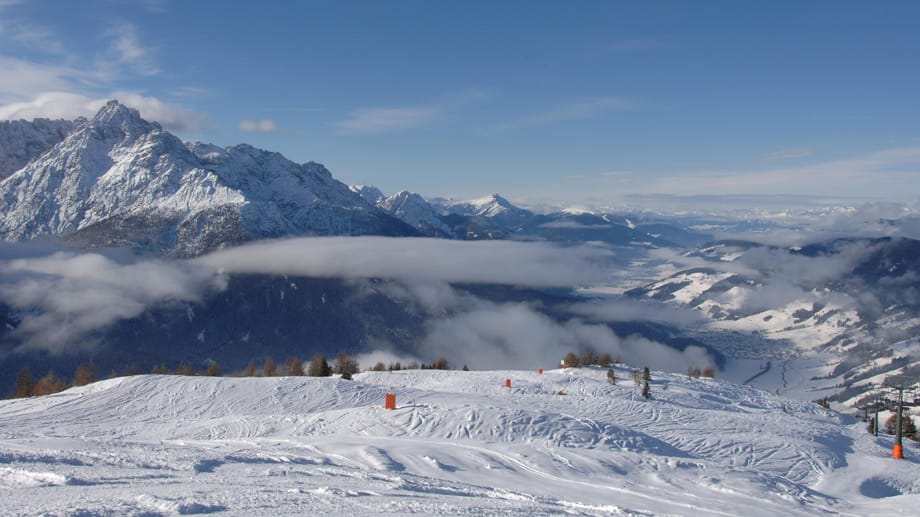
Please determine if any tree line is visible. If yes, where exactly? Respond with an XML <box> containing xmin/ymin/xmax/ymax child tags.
<box><xmin>6</xmin><ymin>352</ymin><xmax>455</xmax><ymax>399</ymax></box>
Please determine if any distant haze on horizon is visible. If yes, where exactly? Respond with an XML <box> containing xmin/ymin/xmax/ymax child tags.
<box><xmin>0</xmin><ymin>0</ymin><xmax>917</xmax><ymax>207</ymax></box>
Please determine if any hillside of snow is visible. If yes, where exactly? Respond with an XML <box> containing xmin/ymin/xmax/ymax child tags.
<box><xmin>621</xmin><ymin>238</ymin><xmax>920</xmax><ymax>407</ymax></box>
<box><xmin>1</xmin><ymin>367</ymin><xmax>917</xmax><ymax>515</ymax></box>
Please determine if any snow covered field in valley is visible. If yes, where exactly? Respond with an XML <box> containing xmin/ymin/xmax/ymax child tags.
<box><xmin>1</xmin><ymin>367</ymin><xmax>918</xmax><ymax>516</ymax></box>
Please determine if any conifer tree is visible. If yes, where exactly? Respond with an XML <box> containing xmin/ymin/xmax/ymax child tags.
<box><xmin>335</xmin><ymin>350</ymin><xmax>359</xmax><ymax>379</ymax></box>
<box><xmin>205</xmin><ymin>361</ymin><xmax>221</xmax><ymax>377</ymax></box>
<box><xmin>642</xmin><ymin>367</ymin><xmax>651</xmax><ymax>381</ymax></box>
<box><xmin>606</xmin><ymin>369</ymin><xmax>616</xmax><ymax>385</ymax></box>
<box><xmin>596</xmin><ymin>353</ymin><xmax>612</xmax><ymax>367</ymax></box>
<box><xmin>14</xmin><ymin>366</ymin><xmax>34</xmax><ymax>398</ymax></box>
<box><xmin>72</xmin><ymin>362</ymin><xmax>96</xmax><ymax>386</ymax></box>
<box><xmin>151</xmin><ymin>363</ymin><xmax>168</xmax><ymax>375</ymax></box>
<box><xmin>307</xmin><ymin>354</ymin><xmax>332</xmax><ymax>377</ymax></box>
<box><xmin>885</xmin><ymin>408</ymin><xmax>918</xmax><ymax>440</ymax></box>
<box><xmin>262</xmin><ymin>357</ymin><xmax>277</xmax><ymax>377</ymax></box>
<box><xmin>175</xmin><ymin>361</ymin><xmax>196</xmax><ymax>376</ymax></box>
<box><xmin>563</xmin><ymin>352</ymin><xmax>580</xmax><ymax>368</ymax></box>
<box><xmin>242</xmin><ymin>361</ymin><xmax>257</xmax><ymax>377</ymax></box>
<box><xmin>285</xmin><ymin>356</ymin><xmax>304</xmax><ymax>376</ymax></box>
<box><xmin>371</xmin><ymin>362</ymin><xmax>387</xmax><ymax>372</ymax></box>
<box><xmin>641</xmin><ymin>380</ymin><xmax>650</xmax><ymax>399</ymax></box>
<box><xmin>33</xmin><ymin>370</ymin><xmax>68</xmax><ymax>396</ymax></box>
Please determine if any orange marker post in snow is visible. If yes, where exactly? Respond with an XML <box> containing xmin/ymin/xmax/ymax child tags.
<box><xmin>538</xmin><ymin>368</ymin><xmax>543</xmax><ymax>374</ymax></box>
<box><xmin>505</xmin><ymin>378</ymin><xmax>511</xmax><ymax>388</ymax></box>
<box><xmin>385</xmin><ymin>392</ymin><xmax>396</xmax><ymax>410</ymax></box>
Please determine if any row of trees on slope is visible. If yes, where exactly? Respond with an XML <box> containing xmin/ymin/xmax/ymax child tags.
<box><xmin>6</xmin><ymin>353</ymin><xmax>455</xmax><ymax>399</ymax></box>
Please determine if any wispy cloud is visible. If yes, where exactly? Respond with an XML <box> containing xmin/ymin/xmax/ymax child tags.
<box><xmin>634</xmin><ymin>146</ymin><xmax>920</xmax><ymax>200</ymax></box>
<box><xmin>237</xmin><ymin>119</ymin><xmax>280</xmax><ymax>133</ymax></box>
<box><xmin>603</xmin><ymin>37</ymin><xmax>666</xmax><ymax>52</ymax></box>
<box><xmin>763</xmin><ymin>147</ymin><xmax>813</xmax><ymax>161</ymax></box>
<box><xmin>0</xmin><ymin>19</ymin><xmax>66</xmax><ymax>55</ymax></box>
<box><xmin>104</xmin><ymin>23</ymin><xmax>159</xmax><ymax>76</ymax></box>
<box><xmin>0</xmin><ymin>17</ymin><xmax>210</xmax><ymax>132</ymax></box>
<box><xmin>335</xmin><ymin>106</ymin><xmax>439</xmax><ymax>134</ymax></box>
<box><xmin>496</xmin><ymin>96</ymin><xmax>631</xmax><ymax>130</ymax></box>
<box><xmin>0</xmin><ymin>247</ymin><xmax>223</xmax><ymax>353</ymax></box>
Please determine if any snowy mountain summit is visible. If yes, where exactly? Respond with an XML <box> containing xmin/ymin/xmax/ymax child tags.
<box><xmin>378</xmin><ymin>190</ymin><xmax>453</xmax><ymax>237</ymax></box>
<box><xmin>443</xmin><ymin>193</ymin><xmax>533</xmax><ymax>224</ymax></box>
<box><xmin>0</xmin><ymin>101</ymin><xmax>414</xmax><ymax>255</ymax></box>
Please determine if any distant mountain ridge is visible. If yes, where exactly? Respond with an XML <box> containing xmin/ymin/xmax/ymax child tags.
<box><xmin>0</xmin><ymin>101</ymin><xmax>416</xmax><ymax>256</ymax></box>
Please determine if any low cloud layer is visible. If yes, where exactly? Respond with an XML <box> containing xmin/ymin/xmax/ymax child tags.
<box><xmin>0</xmin><ymin>236</ymin><xmax>717</xmax><ymax>373</ymax></box>
<box><xmin>421</xmin><ymin>301</ymin><xmax>714</xmax><ymax>372</ymax></box>
<box><xmin>0</xmin><ymin>238</ymin><xmax>610</xmax><ymax>354</ymax></box>
<box><xmin>196</xmin><ymin>237</ymin><xmax>612</xmax><ymax>287</ymax></box>
<box><xmin>0</xmin><ymin>249</ymin><xmax>223</xmax><ymax>353</ymax></box>
<box><xmin>378</xmin><ymin>280</ymin><xmax>716</xmax><ymax>372</ymax></box>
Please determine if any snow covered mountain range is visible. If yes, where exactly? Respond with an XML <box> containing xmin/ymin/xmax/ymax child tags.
<box><xmin>0</xmin><ymin>101</ymin><xmax>415</xmax><ymax>256</ymax></box>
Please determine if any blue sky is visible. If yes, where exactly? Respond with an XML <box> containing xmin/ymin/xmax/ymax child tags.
<box><xmin>1</xmin><ymin>0</ymin><xmax>918</xmax><ymax>208</ymax></box>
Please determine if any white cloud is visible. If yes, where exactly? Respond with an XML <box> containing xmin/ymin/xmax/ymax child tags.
<box><xmin>496</xmin><ymin>97</ymin><xmax>631</xmax><ymax>130</ymax></box>
<box><xmin>635</xmin><ymin>146</ymin><xmax>920</xmax><ymax>200</ymax></box>
<box><xmin>421</xmin><ymin>300</ymin><xmax>714</xmax><ymax>372</ymax></box>
<box><xmin>335</xmin><ymin>106</ymin><xmax>438</xmax><ymax>134</ymax></box>
<box><xmin>0</xmin><ymin>90</ymin><xmax>210</xmax><ymax>132</ymax></box>
<box><xmin>0</xmin><ymin>249</ymin><xmax>224</xmax><ymax>353</ymax></box>
<box><xmin>0</xmin><ymin>91</ymin><xmax>103</xmax><ymax>120</ymax></box>
<box><xmin>0</xmin><ymin>19</ymin><xmax>66</xmax><ymax>55</ymax></box>
<box><xmin>112</xmin><ymin>91</ymin><xmax>209</xmax><ymax>131</ymax></box>
<box><xmin>237</xmin><ymin>119</ymin><xmax>280</xmax><ymax>133</ymax></box>
<box><xmin>0</xmin><ymin>238</ymin><xmax>718</xmax><ymax>373</ymax></box>
<box><xmin>196</xmin><ymin>237</ymin><xmax>612</xmax><ymax>287</ymax></box>
<box><xmin>0</xmin><ymin>19</ymin><xmax>210</xmax><ymax>133</ymax></box>
<box><xmin>0</xmin><ymin>56</ymin><xmax>81</xmax><ymax>101</ymax></box>
<box><xmin>764</xmin><ymin>147</ymin><xmax>813</xmax><ymax>161</ymax></box>
<box><xmin>105</xmin><ymin>23</ymin><xmax>159</xmax><ymax>76</ymax></box>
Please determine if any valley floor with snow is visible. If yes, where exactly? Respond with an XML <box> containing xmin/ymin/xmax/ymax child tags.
<box><xmin>1</xmin><ymin>367</ymin><xmax>919</xmax><ymax>516</ymax></box>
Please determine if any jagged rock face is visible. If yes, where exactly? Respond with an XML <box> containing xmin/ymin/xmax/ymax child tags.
<box><xmin>0</xmin><ymin>101</ymin><xmax>416</xmax><ymax>256</ymax></box>
<box><xmin>350</xmin><ymin>184</ymin><xmax>385</xmax><ymax>204</ymax></box>
<box><xmin>0</xmin><ymin>118</ymin><xmax>76</xmax><ymax>179</ymax></box>
<box><xmin>378</xmin><ymin>190</ymin><xmax>453</xmax><ymax>237</ymax></box>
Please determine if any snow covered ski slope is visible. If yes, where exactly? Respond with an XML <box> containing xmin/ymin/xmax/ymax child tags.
<box><xmin>1</xmin><ymin>367</ymin><xmax>918</xmax><ymax>515</ymax></box>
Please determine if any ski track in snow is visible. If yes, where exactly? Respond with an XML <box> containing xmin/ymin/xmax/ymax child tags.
<box><xmin>1</xmin><ymin>368</ymin><xmax>919</xmax><ymax>515</ymax></box>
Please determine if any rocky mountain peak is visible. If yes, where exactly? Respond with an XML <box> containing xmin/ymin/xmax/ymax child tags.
<box><xmin>87</xmin><ymin>100</ymin><xmax>158</xmax><ymax>140</ymax></box>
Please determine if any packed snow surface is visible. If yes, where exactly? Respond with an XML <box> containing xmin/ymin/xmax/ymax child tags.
<box><xmin>1</xmin><ymin>368</ymin><xmax>918</xmax><ymax>515</ymax></box>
